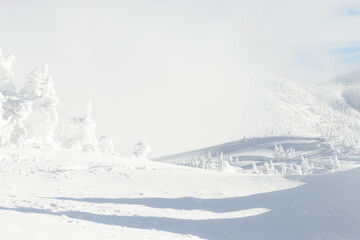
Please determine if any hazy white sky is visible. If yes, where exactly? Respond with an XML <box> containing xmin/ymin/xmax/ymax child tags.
<box><xmin>1</xmin><ymin>0</ymin><xmax>360</xmax><ymax>157</ymax></box>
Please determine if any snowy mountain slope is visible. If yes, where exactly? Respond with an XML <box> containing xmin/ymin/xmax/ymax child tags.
<box><xmin>266</xmin><ymin>77</ymin><xmax>360</xmax><ymax>148</ymax></box>
<box><xmin>0</xmin><ymin>148</ymin><xmax>359</xmax><ymax>240</ymax></box>
<box><xmin>333</xmin><ymin>68</ymin><xmax>360</xmax><ymax>86</ymax></box>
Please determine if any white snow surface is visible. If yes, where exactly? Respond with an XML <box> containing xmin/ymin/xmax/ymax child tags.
<box><xmin>0</xmin><ymin>144</ymin><xmax>359</xmax><ymax>240</ymax></box>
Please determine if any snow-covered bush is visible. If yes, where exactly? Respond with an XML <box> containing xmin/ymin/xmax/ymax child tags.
<box><xmin>252</xmin><ymin>162</ymin><xmax>259</xmax><ymax>174</ymax></box>
<box><xmin>262</xmin><ymin>161</ymin><xmax>277</xmax><ymax>175</ymax></box>
<box><xmin>295</xmin><ymin>165</ymin><xmax>303</xmax><ymax>175</ymax></box>
<box><xmin>301</xmin><ymin>156</ymin><xmax>311</xmax><ymax>175</ymax></box>
<box><xmin>218</xmin><ymin>160</ymin><xmax>236</xmax><ymax>172</ymax></box>
<box><xmin>263</xmin><ymin>162</ymin><xmax>272</xmax><ymax>174</ymax></box>
<box><xmin>328</xmin><ymin>155</ymin><xmax>340</xmax><ymax>171</ymax></box>
<box><xmin>333</xmin><ymin>155</ymin><xmax>340</xmax><ymax>169</ymax></box>
<box><xmin>179</xmin><ymin>153</ymin><xmax>243</xmax><ymax>172</ymax></box>
<box><xmin>274</xmin><ymin>145</ymin><xmax>296</xmax><ymax>162</ymax></box>
<box><xmin>199</xmin><ymin>156</ymin><xmax>206</xmax><ymax>169</ymax></box>
<box><xmin>281</xmin><ymin>163</ymin><xmax>287</xmax><ymax>175</ymax></box>
<box><xmin>133</xmin><ymin>142</ymin><xmax>151</xmax><ymax>159</ymax></box>
<box><xmin>98</xmin><ymin>135</ymin><xmax>114</xmax><ymax>154</ymax></box>
<box><xmin>289</xmin><ymin>164</ymin><xmax>295</xmax><ymax>174</ymax></box>
<box><xmin>60</xmin><ymin>101</ymin><xmax>99</xmax><ymax>152</ymax></box>
<box><xmin>270</xmin><ymin>160</ymin><xmax>276</xmax><ymax>173</ymax></box>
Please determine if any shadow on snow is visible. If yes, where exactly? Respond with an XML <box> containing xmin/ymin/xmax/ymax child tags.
<box><xmin>1</xmin><ymin>168</ymin><xmax>360</xmax><ymax>240</ymax></box>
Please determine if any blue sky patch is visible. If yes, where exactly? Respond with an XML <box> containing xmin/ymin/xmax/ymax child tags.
<box><xmin>334</xmin><ymin>46</ymin><xmax>360</xmax><ymax>55</ymax></box>
<box><xmin>345</xmin><ymin>10</ymin><xmax>360</xmax><ymax>16</ymax></box>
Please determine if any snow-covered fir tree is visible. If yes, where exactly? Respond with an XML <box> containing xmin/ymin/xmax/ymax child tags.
<box><xmin>98</xmin><ymin>135</ymin><xmax>114</xmax><ymax>154</ymax></box>
<box><xmin>281</xmin><ymin>163</ymin><xmax>287</xmax><ymax>175</ymax></box>
<box><xmin>252</xmin><ymin>162</ymin><xmax>259</xmax><ymax>174</ymax></box>
<box><xmin>0</xmin><ymin>48</ymin><xmax>115</xmax><ymax>153</ymax></box>
<box><xmin>60</xmin><ymin>101</ymin><xmax>99</xmax><ymax>152</ymax></box>
<box><xmin>295</xmin><ymin>165</ymin><xmax>303</xmax><ymax>175</ymax></box>
<box><xmin>289</xmin><ymin>164</ymin><xmax>295</xmax><ymax>175</ymax></box>
<box><xmin>334</xmin><ymin>155</ymin><xmax>340</xmax><ymax>169</ymax></box>
<box><xmin>229</xmin><ymin>155</ymin><xmax>234</xmax><ymax>164</ymax></box>
<box><xmin>270</xmin><ymin>160</ymin><xmax>276</xmax><ymax>173</ymax></box>
<box><xmin>4</xmin><ymin>98</ymin><xmax>31</xmax><ymax>146</ymax></box>
<box><xmin>329</xmin><ymin>155</ymin><xmax>341</xmax><ymax>170</ymax></box>
<box><xmin>0</xmin><ymin>49</ymin><xmax>16</xmax><ymax>96</ymax></box>
<box><xmin>274</xmin><ymin>144</ymin><xmax>286</xmax><ymax>162</ymax></box>
<box><xmin>199</xmin><ymin>156</ymin><xmax>206</xmax><ymax>169</ymax></box>
<box><xmin>264</xmin><ymin>162</ymin><xmax>272</xmax><ymax>174</ymax></box>
<box><xmin>0</xmin><ymin>93</ymin><xmax>12</xmax><ymax>146</ymax></box>
<box><xmin>20</xmin><ymin>64</ymin><xmax>60</xmax><ymax>148</ymax></box>
<box><xmin>219</xmin><ymin>152</ymin><xmax>224</xmax><ymax>161</ymax></box>
<box><xmin>301</xmin><ymin>156</ymin><xmax>311</xmax><ymax>175</ymax></box>
<box><xmin>274</xmin><ymin>144</ymin><xmax>296</xmax><ymax>162</ymax></box>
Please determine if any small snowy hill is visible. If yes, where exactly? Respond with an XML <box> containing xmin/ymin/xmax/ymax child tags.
<box><xmin>153</xmin><ymin>134</ymin><xmax>359</xmax><ymax>175</ymax></box>
<box><xmin>153</xmin><ymin>135</ymin><xmax>331</xmax><ymax>163</ymax></box>
<box><xmin>0</xmin><ymin>148</ymin><xmax>359</xmax><ymax>240</ymax></box>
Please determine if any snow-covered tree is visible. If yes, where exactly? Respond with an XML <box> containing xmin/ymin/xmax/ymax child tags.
<box><xmin>274</xmin><ymin>144</ymin><xmax>286</xmax><ymax>162</ymax></box>
<box><xmin>206</xmin><ymin>155</ymin><xmax>213</xmax><ymax>169</ymax></box>
<box><xmin>20</xmin><ymin>64</ymin><xmax>60</xmax><ymax>147</ymax></box>
<box><xmin>0</xmin><ymin>93</ymin><xmax>13</xmax><ymax>146</ymax></box>
<box><xmin>264</xmin><ymin>162</ymin><xmax>271</xmax><ymax>174</ymax></box>
<box><xmin>289</xmin><ymin>164</ymin><xmax>295</xmax><ymax>175</ymax></box>
<box><xmin>0</xmin><ymin>48</ymin><xmax>116</xmax><ymax>153</ymax></box>
<box><xmin>219</xmin><ymin>160</ymin><xmax>235</xmax><ymax>172</ymax></box>
<box><xmin>334</xmin><ymin>155</ymin><xmax>340</xmax><ymax>169</ymax></box>
<box><xmin>252</xmin><ymin>162</ymin><xmax>259</xmax><ymax>174</ymax></box>
<box><xmin>0</xmin><ymin>49</ymin><xmax>16</xmax><ymax>96</ymax></box>
<box><xmin>270</xmin><ymin>160</ymin><xmax>276</xmax><ymax>173</ymax></box>
<box><xmin>3</xmin><ymin>98</ymin><xmax>31</xmax><ymax>146</ymax></box>
<box><xmin>281</xmin><ymin>163</ymin><xmax>287</xmax><ymax>175</ymax></box>
<box><xmin>133</xmin><ymin>141</ymin><xmax>151</xmax><ymax>159</ymax></box>
<box><xmin>286</xmin><ymin>147</ymin><xmax>296</xmax><ymax>160</ymax></box>
<box><xmin>274</xmin><ymin>144</ymin><xmax>296</xmax><ymax>162</ymax></box>
<box><xmin>301</xmin><ymin>156</ymin><xmax>311</xmax><ymax>175</ymax></box>
<box><xmin>60</xmin><ymin>101</ymin><xmax>99</xmax><ymax>152</ymax></box>
<box><xmin>0</xmin><ymin>49</ymin><xmax>26</xmax><ymax>146</ymax></box>
<box><xmin>98</xmin><ymin>135</ymin><xmax>114</xmax><ymax>154</ymax></box>
<box><xmin>199</xmin><ymin>156</ymin><xmax>206</xmax><ymax>169</ymax></box>
<box><xmin>329</xmin><ymin>155</ymin><xmax>340</xmax><ymax>170</ymax></box>
<box><xmin>219</xmin><ymin>152</ymin><xmax>224</xmax><ymax>161</ymax></box>
<box><xmin>295</xmin><ymin>165</ymin><xmax>303</xmax><ymax>175</ymax></box>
